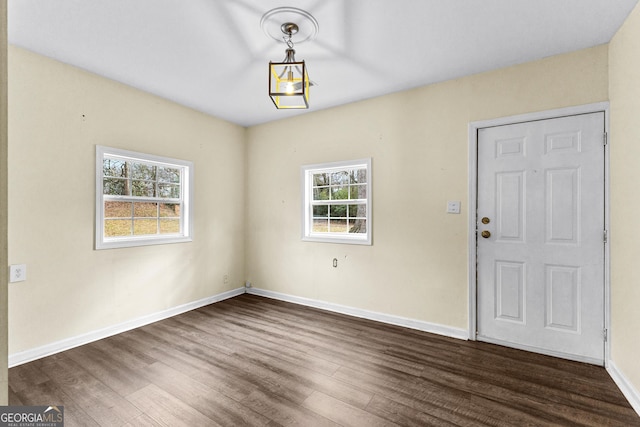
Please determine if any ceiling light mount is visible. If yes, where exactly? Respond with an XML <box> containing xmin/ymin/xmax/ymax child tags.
<box><xmin>261</xmin><ymin>7</ymin><xmax>318</xmax><ymax>44</ymax></box>
<box><xmin>281</xmin><ymin>23</ymin><xmax>299</xmax><ymax>37</ymax></box>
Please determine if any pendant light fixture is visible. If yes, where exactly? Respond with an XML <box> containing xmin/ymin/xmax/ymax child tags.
<box><xmin>261</xmin><ymin>7</ymin><xmax>318</xmax><ymax>110</ymax></box>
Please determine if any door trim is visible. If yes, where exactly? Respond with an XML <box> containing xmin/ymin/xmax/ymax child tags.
<box><xmin>467</xmin><ymin>102</ymin><xmax>610</xmax><ymax>365</ymax></box>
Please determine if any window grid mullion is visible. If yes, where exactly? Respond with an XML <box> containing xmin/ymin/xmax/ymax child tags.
<box><xmin>104</xmin><ymin>195</ymin><xmax>180</xmax><ymax>203</ymax></box>
<box><xmin>310</xmin><ymin>199</ymin><xmax>366</xmax><ymax>205</ymax></box>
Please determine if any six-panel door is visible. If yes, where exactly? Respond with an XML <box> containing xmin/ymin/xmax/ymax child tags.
<box><xmin>477</xmin><ymin>112</ymin><xmax>605</xmax><ymax>364</ymax></box>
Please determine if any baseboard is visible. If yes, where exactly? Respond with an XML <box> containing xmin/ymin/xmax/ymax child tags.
<box><xmin>246</xmin><ymin>287</ymin><xmax>468</xmax><ymax>340</ymax></box>
<box><xmin>8</xmin><ymin>287</ymin><xmax>246</xmax><ymax>367</ymax></box>
<box><xmin>607</xmin><ymin>360</ymin><xmax>640</xmax><ymax>416</ymax></box>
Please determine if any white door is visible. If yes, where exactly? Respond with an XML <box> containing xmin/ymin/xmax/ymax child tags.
<box><xmin>476</xmin><ymin>112</ymin><xmax>605</xmax><ymax>364</ymax></box>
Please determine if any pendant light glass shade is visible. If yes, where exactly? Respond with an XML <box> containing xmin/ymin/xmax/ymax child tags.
<box><xmin>269</xmin><ymin>49</ymin><xmax>309</xmax><ymax>109</ymax></box>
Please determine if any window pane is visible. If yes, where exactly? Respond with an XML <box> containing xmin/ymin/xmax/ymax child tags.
<box><xmin>158</xmin><ymin>167</ymin><xmax>180</xmax><ymax>183</ymax></box>
<box><xmin>160</xmin><ymin>219</ymin><xmax>180</xmax><ymax>234</ymax></box>
<box><xmin>330</xmin><ymin>205</ymin><xmax>347</xmax><ymax>218</ymax></box>
<box><xmin>313</xmin><ymin>187</ymin><xmax>329</xmax><ymax>201</ymax></box>
<box><xmin>103</xmin><ymin>158</ymin><xmax>128</xmax><ymax>178</ymax></box>
<box><xmin>132</xmin><ymin>179</ymin><xmax>156</xmax><ymax>197</ymax></box>
<box><xmin>160</xmin><ymin>203</ymin><xmax>180</xmax><ymax>218</ymax></box>
<box><xmin>330</xmin><ymin>171</ymin><xmax>349</xmax><ymax>185</ymax></box>
<box><xmin>131</xmin><ymin>163</ymin><xmax>156</xmax><ymax>180</ymax></box>
<box><xmin>313</xmin><ymin>173</ymin><xmax>329</xmax><ymax>187</ymax></box>
<box><xmin>134</xmin><ymin>202</ymin><xmax>157</xmax><ymax>218</ymax></box>
<box><xmin>133</xmin><ymin>219</ymin><xmax>158</xmax><ymax>235</ymax></box>
<box><xmin>312</xmin><ymin>205</ymin><xmax>328</xmax><ymax>218</ymax></box>
<box><xmin>312</xmin><ymin>219</ymin><xmax>328</xmax><ymax>232</ymax></box>
<box><xmin>349</xmin><ymin>184</ymin><xmax>366</xmax><ymax>199</ymax></box>
<box><xmin>331</xmin><ymin>186</ymin><xmax>348</xmax><ymax>200</ymax></box>
<box><xmin>158</xmin><ymin>183</ymin><xmax>180</xmax><ymax>198</ymax></box>
<box><xmin>350</xmin><ymin>168</ymin><xmax>367</xmax><ymax>184</ymax></box>
<box><xmin>104</xmin><ymin>201</ymin><xmax>131</xmax><ymax>218</ymax></box>
<box><xmin>348</xmin><ymin>219</ymin><xmax>367</xmax><ymax>234</ymax></box>
<box><xmin>348</xmin><ymin>204</ymin><xmax>366</xmax><ymax>217</ymax></box>
<box><xmin>103</xmin><ymin>178</ymin><xmax>128</xmax><ymax>195</ymax></box>
<box><xmin>105</xmin><ymin>219</ymin><xmax>131</xmax><ymax>237</ymax></box>
<box><xmin>329</xmin><ymin>219</ymin><xmax>348</xmax><ymax>232</ymax></box>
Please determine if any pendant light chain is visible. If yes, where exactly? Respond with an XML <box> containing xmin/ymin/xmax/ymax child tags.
<box><xmin>283</xmin><ymin>33</ymin><xmax>294</xmax><ymax>50</ymax></box>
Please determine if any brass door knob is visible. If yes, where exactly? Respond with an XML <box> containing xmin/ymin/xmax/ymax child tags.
<box><xmin>481</xmin><ymin>230</ymin><xmax>491</xmax><ymax>238</ymax></box>
<box><xmin>481</xmin><ymin>217</ymin><xmax>490</xmax><ymax>224</ymax></box>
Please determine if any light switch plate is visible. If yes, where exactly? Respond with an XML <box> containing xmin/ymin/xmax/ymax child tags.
<box><xmin>447</xmin><ymin>201</ymin><xmax>461</xmax><ymax>214</ymax></box>
<box><xmin>10</xmin><ymin>264</ymin><xmax>27</xmax><ymax>283</ymax></box>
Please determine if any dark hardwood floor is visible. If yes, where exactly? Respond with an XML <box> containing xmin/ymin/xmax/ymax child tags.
<box><xmin>9</xmin><ymin>294</ymin><xmax>640</xmax><ymax>426</ymax></box>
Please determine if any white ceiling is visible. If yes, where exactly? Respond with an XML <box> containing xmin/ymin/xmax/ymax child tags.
<box><xmin>8</xmin><ymin>0</ymin><xmax>639</xmax><ymax>127</ymax></box>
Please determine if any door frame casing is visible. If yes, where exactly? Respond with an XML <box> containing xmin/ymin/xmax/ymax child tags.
<box><xmin>467</xmin><ymin>102</ymin><xmax>610</xmax><ymax>365</ymax></box>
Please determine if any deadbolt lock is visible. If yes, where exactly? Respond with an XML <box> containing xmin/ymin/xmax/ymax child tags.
<box><xmin>481</xmin><ymin>217</ymin><xmax>490</xmax><ymax>224</ymax></box>
<box><xmin>481</xmin><ymin>230</ymin><xmax>491</xmax><ymax>238</ymax></box>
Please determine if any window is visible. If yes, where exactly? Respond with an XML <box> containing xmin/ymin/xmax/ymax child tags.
<box><xmin>302</xmin><ymin>158</ymin><xmax>371</xmax><ymax>245</ymax></box>
<box><xmin>95</xmin><ymin>145</ymin><xmax>193</xmax><ymax>249</ymax></box>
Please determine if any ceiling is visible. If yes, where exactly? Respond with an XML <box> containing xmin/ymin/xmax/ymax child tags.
<box><xmin>8</xmin><ymin>0</ymin><xmax>639</xmax><ymax>127</ymax></box>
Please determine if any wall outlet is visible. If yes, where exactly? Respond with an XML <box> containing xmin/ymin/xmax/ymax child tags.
<box><xmin>223</xmin><ymin>274</ymin><xmax>229</xmax><ymax>284</ymax></box>
<box><xmin>446</xmin><ymin>201</ymin><xmax>461</xmax><ymax>214</ymax></box>
<box><xmin>10</xmin><ymin>264</ymin><xmax>27</xmax><ymax>283</ymax></box>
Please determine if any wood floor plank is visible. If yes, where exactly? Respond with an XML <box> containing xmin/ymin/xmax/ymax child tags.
<box><xmin>144</xmin><ymin>318</ymin><xmax>318</xmax><ymax>404</ymax></box>
<box><xmin>173</xmin><ymin>310</ymin><xmax>343</xmax><ymax>376</ymax></box>
<box><xmin>8</xmin><ymin>361</ymin><xmax>51</xmax><ymax>393</ymax></box>
<box><xmin>170</xmin><ymin>313</ymin><xmax>373</xmax><ymax>409</ymax></box>
<box><xmin>385</xmin><ymin>338</ymin><xmax>625</xmax><ymax>404</ymax></box>
<box><xmin>36</xmin><ymin>353</ymin><xmax>143</xmax><ymax>426</ymax></box>
<box><xmin>332</xmin><ymin>364</ymin><xmax>526</xmax><ymax>426</ymax></box>
<box><xmin>110</xmin><ymin>328</ymin><xmax>217</xmax><ymax>379</ymax></box>
<box><xmin>64</xmin><ymin>342</ymin><xmax>151</xmax><ymax>397</ymax></box>
<box><xmin>122</xmin><ymin>413</ymin><xmax>163</xmax><ymax>426</ymax></box>
<box><xmin>123</xmin><ymin>327</ymin><xmax>259</xmax><ymax>401</ymax></box>
<box><xmin>365</xmin><ymin>393</ymin><xmax>462</xmax><ymax>427</ymax></box>
<box><xmin>419</xmin><ymin>361</ymin><xmax>638</xmax><ymax>426</ymax></box>
<box><xmin>12</xmin><ymin>380</ymin><xmax>99</xmax><ymax>427</ymax></box>
<box><xmin>127</xmin><ymin>384</ymin><xmax>221</xmax><ymax>427</ymax></box>
<box><xmin>9</xmin><ymin>294</ymin><xmax>640</xmax><ymax>426</ymax></box>
<box><xmin>302</xmin><ymin>390</ymin><xmax>399</xmax><ymax>427</ymax></box>
<box><xmin>241</xmin><ymin>389</ymin><xmax>340</xmax><ymax>427</ymax></box>
<box><xmin>139</xmin><ymin>361</ymin><xmax>271</xmax><ymax>426</ymax></box>
<box><xmin>8</xmin><ymin>386</ymin><xmax>24</xmax><ymax>406</ymax></box>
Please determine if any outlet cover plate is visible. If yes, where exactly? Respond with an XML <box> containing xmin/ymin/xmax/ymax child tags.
<box><xmin>447</xmin><ymin>201</ymin><xmax>461</xmax><ymax>214</ymax></box>
<box><xmin>10</xmin><ymin>264</ymin><xmax>27</xmax><ymax>282</ymax></box>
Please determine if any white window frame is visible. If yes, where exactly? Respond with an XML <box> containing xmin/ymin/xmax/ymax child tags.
<box><xmin>301</xmin><ymin>158</ymin><xmax>372</xmax><ymax>245</ymax></box>
<box><xmin>95</xmin><ymin>145</ymin><xmax>194</xmax><ymax>250</ymax></box>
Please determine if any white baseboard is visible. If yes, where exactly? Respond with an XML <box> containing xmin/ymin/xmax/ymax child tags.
<box><xmin>9</xmin><ymin>287</ymin><xmax>245</xmax><ymax>367</ymax></box>
<box><xmin>607</xmin><ymin>360</ymin><xmax>640</xmax><ymax>417</ymax></box>
<box><xmin>246</xmin><ymin>287</ymin><xmax>468</xmax><ymax>340</ymax></box>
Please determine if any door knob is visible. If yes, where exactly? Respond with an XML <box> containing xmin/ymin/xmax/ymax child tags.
<box><xmin>481</xmin><ymin>230</ymin><xmax>491</xmax><ymax>238</ymax></box>
<box><xmin>481</xmin><ymin>217</ymin><xmax>490</xmax><ymax>224</ymax></box>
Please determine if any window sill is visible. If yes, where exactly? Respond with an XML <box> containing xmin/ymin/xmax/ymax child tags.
<box><xmin>96</xmin><ymin>235</ymin><xmax>193</xmax><ymax>250</ymax></box>
<box><xmin>302</xmin><ymin>235</ymin><xmax>371</xmax><ymax>246</ymax></box>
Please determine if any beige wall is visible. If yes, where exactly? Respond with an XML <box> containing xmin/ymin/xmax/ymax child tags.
<box><xmin>246</xmin><ymin>45</ymin><xmax>609</xmax><ymax>330</ymax></box>
<box><xmin>8</xmin><ymin>46</ymin><xmax>246</xmax><ymax>354</ymax></box>
<box><xmin>1</xmin><ymin>0</ymin><xmax>9</xmax><ymax>404</ymax></box>
<box><xmin>7</xmin><ymin>32</ymin><xmax>625</xmax><ymax>394</ymax></box>
<box><xmin>609</xmin><ymin>1</ymin><xmax>640</xmax><ymax>398</ymax></box>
